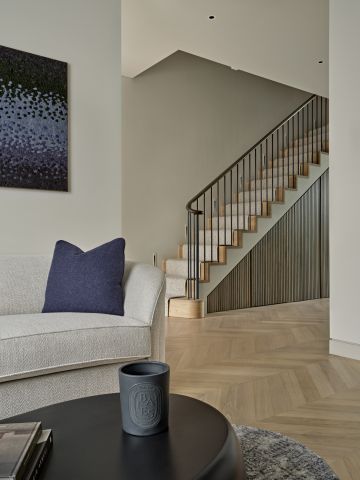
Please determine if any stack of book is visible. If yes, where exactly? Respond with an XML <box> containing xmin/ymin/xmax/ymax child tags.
<box><xmin>0</xmin><ymin>423</ymin><xmax>52</xmax><ymax>480</ymax></box>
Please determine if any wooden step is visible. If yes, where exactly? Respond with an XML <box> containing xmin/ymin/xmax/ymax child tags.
<box><xmin>168</xmin><ymin>297</ymin><xmax>204</xmax><ymax>319</ymax></box>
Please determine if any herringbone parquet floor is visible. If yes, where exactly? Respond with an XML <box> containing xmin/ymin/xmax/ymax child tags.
<box><xmin>166</xmin><ymin>299</ymin><xmax>360</xmax><ymax>480</ymax></box>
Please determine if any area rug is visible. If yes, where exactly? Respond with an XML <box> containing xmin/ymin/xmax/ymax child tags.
<box><xmin>233</xmin><ymin>425</ymin><xmax>339</xmax><ymax>480</ymax></box>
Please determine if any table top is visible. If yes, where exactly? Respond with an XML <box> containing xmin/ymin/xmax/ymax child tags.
<box><xmin>6</xmin><ymin>393</ymin><xmax>246</xmax><ymax>480</ymax></box>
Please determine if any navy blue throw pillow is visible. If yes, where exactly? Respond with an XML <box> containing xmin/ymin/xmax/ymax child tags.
<box><xmin>43</xmin><ymin>238</ymin><xmax>125</xmax><ymax>316</ymax></box>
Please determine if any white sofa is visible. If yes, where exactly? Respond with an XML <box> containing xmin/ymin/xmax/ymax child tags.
<box><xmin>0</xmin><ymin>256</ymin><xmax>166</xmax><ymax>419</ymax></box>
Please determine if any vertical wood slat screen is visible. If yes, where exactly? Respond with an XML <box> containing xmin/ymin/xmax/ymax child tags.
<box><xmin>207</xmin><ymin>170</ymin><xmax>329</xmax><ymax>313</ymax></box>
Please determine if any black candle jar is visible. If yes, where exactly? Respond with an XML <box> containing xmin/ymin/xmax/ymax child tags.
<box><xmin>119</xmin><ymin>361</ymin><xmax>170</xmax><ymax>436</ymax></box>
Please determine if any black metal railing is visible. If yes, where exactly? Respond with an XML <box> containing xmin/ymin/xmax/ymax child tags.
<box><xmin>186</xmin><ymin>95</ymin><xmax>329</xmax><ymax>300</ymax></box>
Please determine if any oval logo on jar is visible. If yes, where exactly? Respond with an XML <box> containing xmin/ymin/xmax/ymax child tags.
<box><xmin>129</xmin><ymin>383</ymin><xmax>162</xmax><ymax>428</ymax></box>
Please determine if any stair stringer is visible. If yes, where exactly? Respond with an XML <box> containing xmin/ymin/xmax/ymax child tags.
<box><xmin>199</xmin><ymin>152</ymin><xmax>329</xmax><ymax>314</ymax></box>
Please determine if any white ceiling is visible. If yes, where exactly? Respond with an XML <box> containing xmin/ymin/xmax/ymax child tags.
<box><xmin>122</xmin><ymin>0</ymin><xmax>329</xmax><ymax>96</ymax></box>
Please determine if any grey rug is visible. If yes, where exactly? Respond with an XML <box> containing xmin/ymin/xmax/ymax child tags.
<box><xmin>233</xmin><ymin>425</ymin><xmax>339</xmax><ymax>480</ymax></box>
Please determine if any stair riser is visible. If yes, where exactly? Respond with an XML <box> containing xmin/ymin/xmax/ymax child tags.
<box><xmin>198</xmin><ymin>229</ymin><xmax>242</xmax><ymax>246</ymax></box>
<box><xmin>223</xmin><ymin>203</ymin><xmax>263</xmax><ymax>216</ymax></box>
<box><xmin>289</xmin><ymin>137</ymin><xmax>327</xmax><ymax>153</ymax></box>
<box><xmin>181</xmin><ymin>245</ymin><xmax>228</xmax><ymax>263</ymax></box>
<box><xmin>223</xmin><ymin>203</ymin><xmax>271</xmax><ymax>217</ymax></box>
<box><xmin>165</xmin><ymin>259</ymin><xmax>187</xmax><ymax>277</ymax></box>
<box><xmin>281</xmin><ymin>141</ymin><xmax>328</xmax><ymax>157</ymax></box>
<box><xmin>234</xmin><ymin>188</ymin><xmax>281</xmax><ymax>203</ymax></box>
<box><xmin>224</xmin><ymin>203</ymin><xmax>262</xmax><ymax>216</ymax></box>
<box><xmin>265</xmin><ymin>153</ymin><xmax>320</xmax><ymax>171</ymax></box>
<box><xmin>242</xmin><ymin>176</ymin><xmax>295</xmax><ymax>191</ymax></box>
<box><xmin>287</xmin><ymin>126</ymin><xmax>327</xmax><ymax>145</ymax></box>
<box><xmin>224</xmin><ymin>199</ymin><xmax>270</xmax><ymax>214</ymax></box>
<box><xmin>166</xmin><ymin>276</ymin><xmax>186</xmax><ymax>297</ymax></box>
<box><xmin>208</xmin><ymin>216</ymin><xmax>251</xmax><ymax>231</ymax></box>
<box><xmin>261</xmin><ymin>164</ymin><xmax>310</xmax><ymax>178</ymax></box>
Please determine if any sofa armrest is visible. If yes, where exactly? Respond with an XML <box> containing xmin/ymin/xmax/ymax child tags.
<box><xmin>123</xmin><ymin>262</ymin><xmax>165</xmax><ymax>325</ymax></box>
<box><xmin>123</xmin><ymin>262</ymin><xmax>166</xmax><ymax>362</ymax></box>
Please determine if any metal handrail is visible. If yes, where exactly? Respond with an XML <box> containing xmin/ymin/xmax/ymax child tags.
<box><xmin>186</xmin><ymin>94</ymin><xmax>316</xmax><ymax>214</ymax></box>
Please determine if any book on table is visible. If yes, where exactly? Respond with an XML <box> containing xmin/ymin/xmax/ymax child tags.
<box><xmin>23</xmin><ymin>430</ymin><xmax>53</xmax><ymax>480</ymax></box>
<box><xmin>0</xmin><ymin>423</ymin><xmax>53</xmax><ymax>480</ymax></box>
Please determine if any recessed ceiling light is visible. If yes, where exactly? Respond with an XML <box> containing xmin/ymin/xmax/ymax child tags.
<box><xmin>318</xmin><ymin>60</ymin><xmax>324</xmax><ymax>64</ymax></box>
<box><xmin>209</xmin><ymin>15</ymin><xmax>215</xmax><ymax>20</ymax></box>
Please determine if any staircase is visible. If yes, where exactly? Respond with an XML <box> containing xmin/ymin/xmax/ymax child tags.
<box><xmin>163</xmin><ymin>95</ymin><xmax>329</xmax><ymax>318</ymax></box>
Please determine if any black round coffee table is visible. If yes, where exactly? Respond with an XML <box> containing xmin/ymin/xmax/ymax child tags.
<box><xmin>7</xmin><ymin>393</ymin><xmax>246</xmax><ymax>479</ymax></box>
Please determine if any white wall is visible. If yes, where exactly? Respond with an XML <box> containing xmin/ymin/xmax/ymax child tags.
<box><xmin>122</xmin><ymin>51</ymin><xmax>310</xmax><ymax>264</ymax></box>
<box><xmin>0</xmin><ymin>0</ymin><xmax>122</xmax><ymax>254</ymax></box>
<box><xmin>329</xmin><ymin>0</ymin><xmax>360</xmax><ymax>359</ymax></box>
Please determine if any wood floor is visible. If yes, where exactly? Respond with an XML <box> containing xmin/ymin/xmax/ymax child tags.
<box><xmin>166</xmin><ymin>299</ymin><xmax>360</xmax><ymax>480</ymax></box>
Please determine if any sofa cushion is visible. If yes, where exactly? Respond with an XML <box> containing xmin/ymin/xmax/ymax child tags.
<box><xmin>0</xmin><ymin>312</ymin><xmax>151</xmax><ymax>382</ymax></box>
<box><xmin>43</xmin><ymin>238</ymin><xmax>126</xmax><ymax>316</ymax></box>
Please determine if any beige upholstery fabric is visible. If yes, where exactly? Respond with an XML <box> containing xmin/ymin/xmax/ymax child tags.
<box><xmin>0</xmin><ymin>362</ymin><xmax>125</xmax><ymax>419</ymax></box>
<box><xmin>123</xmin><ymin>261</ymin><xmax>165</xmax><ymax>325</ymax></box>
<box><xmin>150</xmin><ymin>286</ymin><xmax>166</xmax><ymax>362</ymax></box>
<box><xmin>0</xmin><ymin>313</ymin><xmax>151</xmax><ymax>382</ymax></box>
<box><xmin>0</xmin><ymin>256</ymin><xmax>51</xmax><ymax>315</ymax></box>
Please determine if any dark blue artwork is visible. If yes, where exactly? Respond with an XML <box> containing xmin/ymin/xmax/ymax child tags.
<box><xmin>0</xmin><ymin>46</ymin><xmax>68</xmax><ymax>191</ymax></box>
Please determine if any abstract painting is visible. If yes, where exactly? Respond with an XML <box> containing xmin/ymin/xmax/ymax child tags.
<box><xmin>0</xmin><ymin>46</ymin><xmax>68</xmax><ymax>191</ymax></box>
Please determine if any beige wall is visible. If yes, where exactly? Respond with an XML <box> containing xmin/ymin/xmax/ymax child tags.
<box><xmin>0</xmin><ymin>0</ymin><xmax>122</xmax><ymax>254</ymax></box>
<box><xmin>329</xmin><ymin>0</ymin><xmax>360</xmax><ymax>359</ymax></box>
<box><xmin>122</xmin><ymin>51</ymin><xmax>310</xmax><ymax>264</ymax></box>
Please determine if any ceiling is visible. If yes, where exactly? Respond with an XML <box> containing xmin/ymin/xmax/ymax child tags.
<box><xmin>122</xmin><ymin>0</ymin><xmax>329</xmax><ymax>96</ymax></box>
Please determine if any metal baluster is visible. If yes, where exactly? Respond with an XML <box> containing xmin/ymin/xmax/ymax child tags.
<box><xmin>297</xmin><ymin>112</ymin><xmax>300</xmax><ymax>174</ymax></box>
<box><xmin>312</xmin><ymin>99</ymin><xmax>314</xmax><ymax>163</ymax></box>
<box><xmin>282</xmin><ymin>124</ymin><xmax>285</xmax><ymax>189</ymax></box>
<box><xmin>195</xmin><ymin>213</ymin><xmax>199</xmax><ymax>299</ymax></box>
<box><xmin>190</xmin><ymin>213</ymin><xmax>193</xmax><ymax>299</ymax></box>
<box><xmin>271</xmin><ymin>134</ymin><xmax>274</xmax><ymax>201</ymax></box>
<box><xmin>316</xmin><ymin>96</ymin><xmax>319</xmax><ymax>160</ymax></box>
<box><xmin>203</xmin><ymin>194</ymin><xmax>206</xmax><ymax>263</ymax></box>
<box><xmin>266</xmin><ymin>138</ymin><xmax>269</xmax><ymax>205</ymax></box>
<box><xmin>307</xmin><ymin>103</ymin><xmax>310</xmax><ymax>164</ymax></box>
<box><xmin>192</xmin><ymin>212</ymin><xmax>194</xmax><ymax>299</ymax></box>
<box><xmin>196</xmin><ymin>199</ymin><xmax>199</xmax><ymax>291</ymax></box>
<box><xmin>242</xmin><ymin>160</ymin><xmax>245</xmax><ymax>230</ymax></box>
<box><xmin>255</xmin><ymin>148</ymin><xmax>257</xmax><ymax>216</ymax></box>
<box><xmin>325</xmin><ymin>98</ymin><xmax>328</xmax><ymax>150</ymax></box>
<box><xmin>320</xmin><ymin>97</ymin><xmax>323</xmax><ymax>151</ymax></box>
<box><xmin>210</xmin><ymin>187</ymin><xmax>213</xmax><ymax>263</ymax></box>
<box><xmin>287</xmin><ymin>119</ymin><xmax>290</xmax><ymax>190</ymax></box>
<box><xmin>302</xmin><ymin>107</ymin><xmax>305</xmax><ymax>172</ymax></box>
<box><xmin>236</xmin><ymin>164</ymin><xmax>239</xmax><ymax>231</ymax></box>
<box><xmin>217</xmin><ymin>181</ymin><xmax>219</xmax><ymax>262</ymax></box>
<box><xmin>260</xmin><ymin>143</ymin><xmax>263</xmax><ymax>208</ymax></box>
<box><xmin>292</xmin><ymin>116</ymin><xmax>295</xmax><ymax>182</ymax></box>
<box><xmin>277</xmin><ymin>129</ymin><xmax>279</xmax><ymax>191</ymax></box>
<box><xmin>224</xmin><ymin>175</ymin><xmax>226</xmax><ymax>245</ymax></box>
<box><xmin>249</xmin><ymin>153</ymin><xmax>251</xmax><ymax>220</ymax></box>
<box><xmin>230</xmin><ymin>169</ymin><xmax>233</xmax><ymax>244</ymax></box>
<box><xmin>187</xmin><ymin>211</ymin><xmax>191</xmax><ymax>299</ymax></box>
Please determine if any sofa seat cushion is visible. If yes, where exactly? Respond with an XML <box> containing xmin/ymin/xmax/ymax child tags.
<box><xmin>0</xmin><ymin>313</ymin><xmax>151</xmax><ymax>382</ymax></box>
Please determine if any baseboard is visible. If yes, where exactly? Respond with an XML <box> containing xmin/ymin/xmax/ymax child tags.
<box><xmin>329</xmin><ymin>339</ymin><xmax>360</xmax><ymax>360</ymax></box>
